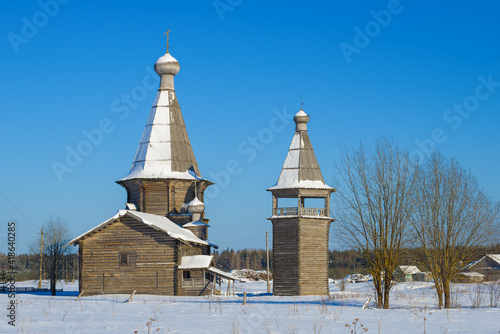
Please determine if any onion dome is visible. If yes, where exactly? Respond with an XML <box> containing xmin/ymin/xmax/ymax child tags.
<box><xmin>187</xmin><ymin>197</ymin><xmax>205</xmax><ymax>215</ymax></box>
<box><xmin>294</xmin><ymin>109</ymin><xmax>309</xmax><ymax>131</ymax></box>
<box><xmin>154</xmin><ymin>52</ymin><xmax>180</xmax><ymax>76</ymax></box>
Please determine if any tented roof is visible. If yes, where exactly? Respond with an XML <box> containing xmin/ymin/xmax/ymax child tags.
<box><xmin>119</xmin><ymin>52</ymin><xmax>202</xmax><ymax>182</ymax></box>
<box><xmin>268</xmin><ymin>109</ymin><xmax>332</xmax><ymax>191</ymax></box>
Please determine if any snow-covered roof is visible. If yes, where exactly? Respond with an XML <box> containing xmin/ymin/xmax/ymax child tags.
<box><xmin>466</xmin><ymin>254</ymin><xmax>500</xmax><ymax>270</ymax></box>
<box><xmin>459</xmin><ymin>271</ymin><xmax>484</xmax><ymax>277</ymax></box>
<box><xmin>178</xmin><ymin>255</ymin><xmax>214</xmax><ymax>269</ymax></box>
<box><xmin>208</xmin><ymin>267</ymin><xmax>242</xmax><ymax>281</ymax></box>
<box><xmin>118</xmin><ymin>51</ymin><xmax>205</xmax><ymax>182</ymax></box>
<box><xmin>205</xmin><ymin>239</ymin><xmax>219</xmax><ymax>249</ymax></box>
<box><xmin>397</xmin><ymin>265</ymin><xmax>421</xmax><ymax>275</ymax></box>
<box><xmin>184</xmin><ymin>220</ymin><xmax>210</xmax><ymax>227</ymax></box>
<box><xmin>66</xmin><ymin>210</ymin><xmax>208</xmax><ymax>247</ymax></box>
<box><xmin>487</xmin><ymin>254</ymin><xmax>500</xmax><ymax>264</ymax></box>
<box><xmin>268</xmin><ymin>109</ymin><xmax>333</xmax><ymax>191</ymax></box>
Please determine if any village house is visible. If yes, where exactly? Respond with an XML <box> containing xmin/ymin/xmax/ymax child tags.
<box><xmin>67</xmin><ymin>40</ymin><xmax>238</xmax><ymax>296</ymax></box>
<box><xmin>394</xmin><ymin>265</ymin><xmax>421</xmax><ymax>282</ymax></box>
<box><xmin>465</xmin><ymin>254</ymin><xmax>500</xmax><ymax>281</ymax></box>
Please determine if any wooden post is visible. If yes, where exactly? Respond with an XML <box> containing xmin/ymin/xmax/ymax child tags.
<box><xmin>243</xmin><ymin>291</ymin><xmax>246</xmax><ymax>305</ymax></box>
<box><xmin>232</xmin><ymin>280</ymin><xmax>235</xmax><ymax>296</ymax></box>
<box><xmin>126</xmin><ymin>290</ymin><xmax>136</xmax><ymax>303</ymax></box>
<box><xmin>75</xmin><ymin>290</ymin><xmax>84</xmax><ymax>301</ymax></box>
<box><xmin>362</xmin><ymin>296</ymin><xmax>372</xmax><ymax>309</ymax></box>
<box><xmin>38</xmin><ymin>227</ymin><xmax>44</xmax><ymax>290</ymax></box>
<box><xmin>72</xmin><ymin>257</ymin><xmax>76</xmax><ymax>283</ymax></box>
<box><xmin>212</xmin><ymin>275</ymin><xmax>216</xmax><ymax>295</ymax></box>
<box><xmin>227</xmin><ymin>280</ymin><xmax>230</xmax><ymax>296</ymax></box>
<box><xmin>266</xmin><ymin>230</ymin><xmax>270</xmax><ymax>294</ymax></box>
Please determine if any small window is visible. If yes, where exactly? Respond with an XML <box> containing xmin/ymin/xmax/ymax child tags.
<box><xmin>119</xmin><ymin>253</ymin><xmax>130</xmax><ymax>265</ymax></box>
<box><xmin>183</xmin><ymin>271</ymin><xmax>191</xmax><ymax>279</ymax></box>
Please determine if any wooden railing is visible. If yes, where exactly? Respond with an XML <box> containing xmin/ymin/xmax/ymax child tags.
<box><xmin>182</xmin><ymin>278</ymin><xmax>208</xmax><ymax>288</ymax></box>
<box><xmin>274</xmin><ymin>207</ymin><xmax>298</xmax><ymax>216</ymax></box>
<box><xmin>273</xmin><ymin>207</ymin><xmax>327</xmax><ymax>217</ymax></box>
<box><xmin>301</xmin><ymin>207</ymin><xmax>326</xmax><ymax>216</ymax></box>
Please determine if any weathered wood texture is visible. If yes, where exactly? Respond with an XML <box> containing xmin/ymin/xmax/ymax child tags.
<box><xmin>469</xmin><ymin>256</ymin><xmax>500</xmax><ymax>281</ymax></box>
<box><xmin>79</xmin><ymin>216</ymin><xmax>206</xmax><ymax>296</ymax></box>
<box><xmin>272</xmin><ymin>217</ymin><xmax>331</xmax><ymax>296</ymax></box>
<box><xmin>272</xmin><ymin>220</ymin><xmax>299</xmax><ymax>296</ymax></box>
<box><xmin>118</xmin><ymin>179</ymin><xmax>210</xmax><ymax>218</ymax></box>
<box><xmin>297</xmin><ymin>219</ymin><xmax>330</xmax><ymax>295</ymax></box>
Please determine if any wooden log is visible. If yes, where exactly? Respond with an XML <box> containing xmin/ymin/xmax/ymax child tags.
<box><xmin>126</xmin><ymin>290</ymin><xmax>137</xmax><ymax>303</ymax></box>
<box><xmin>75</xmin><ymin>290</ymin><xmax>84</xmax><ymax>301</ymax></box>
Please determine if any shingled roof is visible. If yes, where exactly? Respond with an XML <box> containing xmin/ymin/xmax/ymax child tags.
<box><xmin>119</xmin><ymin>51</ymin><xmax>201</xmax><ymax>181</ymax></box>
<box><xmin>66</xmin><ymin>210</ymin><xmax>208</xmax><ymax>247</ymax></box>
<box><xmin>268</xmin><ymin>109</ymin><xmax>333</xmax><ymax>190</ymax></box>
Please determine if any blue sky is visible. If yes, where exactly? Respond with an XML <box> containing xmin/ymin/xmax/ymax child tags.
<box><xmin>1</xmin><ymin>0</ymin><xmax>499</xmax><ymax>253</ymax></box>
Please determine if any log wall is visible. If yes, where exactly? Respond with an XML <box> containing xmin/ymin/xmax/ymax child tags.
<box><xmin>271</xmin><ymin>217</ymin><xmax>331</xmax><ymax>296</ymax></box>
<box><xmin>119</xmin><ymin>179</ymin><xmax>211</xmax><ymax>218</ymax></box>
<box><xmin>297</xmin><ymin>219</ymin><xmax>330</xmax><ymax>295</ymax></box>
<box><xmin>80</xmin><ymin>216</ymin><xmax>179</xmax><ymax>295</ymax></box>
<box><xmin>272</xmin><ymin>219</ymin><xmax>299</xmax><ymax>296</ymax></box>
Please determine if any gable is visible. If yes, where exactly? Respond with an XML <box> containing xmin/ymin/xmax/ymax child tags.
<box><xmin>82</xmin><ymin>216</ymin><xmax>177</xmax><ymax>247</ymax></box>
<box><xmin>67</xmin><ymin>210</ymin><xmax>208</xmax><ymax>247</ymax></box>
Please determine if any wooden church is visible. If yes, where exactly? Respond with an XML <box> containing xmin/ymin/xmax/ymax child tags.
<box><xmin>67</xmin><ymin>40</ymin><xmax>238</xmax><ymax>296</ymax></box>
<box><xmin>267</xmin><ymin>109</ymin><xmax>335</xmax><ymax>296</ymax></box>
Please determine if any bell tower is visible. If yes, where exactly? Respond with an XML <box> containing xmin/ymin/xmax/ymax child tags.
<box><xmin>267</xmin><ymin>109</ymin><xmax>335</xmax><ymax>296</ymax></box>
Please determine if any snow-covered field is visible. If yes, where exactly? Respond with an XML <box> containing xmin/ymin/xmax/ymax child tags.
<box><xmin>1</xmin><ymin>279</ymin><xmax>500</xmax><ymax>333</ymax></box>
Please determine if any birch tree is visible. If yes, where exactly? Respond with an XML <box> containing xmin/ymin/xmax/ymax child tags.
<box><xmin>411</xmin><ymin>153</ymin><xmax>500</xmax><ymax>308</ymax></box>
<box><xmin>334</xmin><ymin>137</ymin><xmax>416</xmax><ymax>308</ymax></box>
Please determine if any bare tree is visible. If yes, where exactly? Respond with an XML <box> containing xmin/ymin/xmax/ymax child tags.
<box><xmin>30</xmin><ymin>216</ymin><xmax>72</xmax><ymax>295</ymax></box>
<box><xmin>334</xmin><ymin>137</ymin><xmax>416</xmax><ymax>308</ymax></box>
<box><xmin>410</xmin><ymin>153</ymin><xmax>500</xmax><ymax>308</ymax></box>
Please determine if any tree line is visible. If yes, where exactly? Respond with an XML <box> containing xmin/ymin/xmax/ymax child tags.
<box><xmin>333</xmin><ymin>137</ymin><xmax>500</xmax><ymax>309</ymax></box>
<box><xmin>4</xmin><ymin>244</ymin><xmax>498</xmax><ymax>283</ymax></box>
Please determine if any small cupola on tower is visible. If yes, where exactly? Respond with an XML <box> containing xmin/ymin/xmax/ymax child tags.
<box><xmin>187</xmin><ymin>196</ymin><xmax>205</xmax><ymax>222</ymax></box>
<box><xmin>116</xmin><ymin>35</ymin><xmax>212</xmax><ymax>225</ymax></box>
<box><xmin>183</xmin><ymin>195</ymin><xmax>210</xmax><ymax>247</ymax></box>
<box><xmin>267</xmin><ymin>108</ymin><xmax>335</xmax><ymax>296</ymax></box>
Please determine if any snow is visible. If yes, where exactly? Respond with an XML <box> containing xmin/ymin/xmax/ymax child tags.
<box><xmin>289</xmin><ymin>133</ymin><xmax>301</xmax><ymax>150</ymax></box>
<box><xmin>3</xmin><ymin>279</ymin><xmax>500</xmax><ymax>333</ymax></box>
<box><xmin>461</xmin><ymin>272</ymin><xmax>484</xmax><ymax>277</ymax></box>
<box><xmin>268</xmin><ymin>171</ymin><xmax>333</xmax><ymax>190</ymax></box>
<box><xmin>295</xmin><ymin>109</ymin><xmax>308</xmax><ymax>117</ymax></box>
<box><xmin>207</xmin><ymin>267</ymin><xmax>241</xmax><ymax>281</ymax></box>
<box><xmin>398</xmin><ymin>265</ymin><xmax>421</xmax><ymax>275</ymax></box>
<box><xmin>267</xmin><ymin>131</ymin><xmax>333</xmax><ymax>190</ymax></box>
<box><xmin>183</xmin><ymin>220</ymin><xmax>210</xmax><ymax>227</ymax></box>
<box><xmin>178</xmin><ymin>255</ymin><xmax>214</xmax><ymax>269</ymax></box>
<box><xmin>156</xmin><ymin>52</ymin><xmax>179</xmax><ymax>64</ymax></box>
<box><xmin>488</xmin><ymin>254</ymin><xmax>500</xmax><ymax>265</ymax></box>
<box><xmin>67</xmin><ymin>210</ymin><xmax>208</xmax><ymax>247</ymax></box>
<box><xmin>283</xmin><ymin>150</ymin><xmax>300</xmax><ymax>168</ymax></box>
<box><xmin>204</xmin><ymin>239</ymin><xmax>219</xmax><ymax>248</ymax></box>
<box><xmin>120</xmin><ymin>90</ymin><xmax>206</xmax><ymax>182</ymax></box>
<box><xmin>187</xmin><ymin>197</ymin><xmax>204</xmax><ymax>210</ymax></box>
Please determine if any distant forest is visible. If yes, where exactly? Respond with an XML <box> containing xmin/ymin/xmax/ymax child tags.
<box><xmin>211</xmin><ymin>244</ymin><xmax>500</xmax><ymax>278</ymax></box>
<box><xmin>1</xmin><ymin>244</ymin><xmax>499</xmax><ymax>281</ymax></box>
